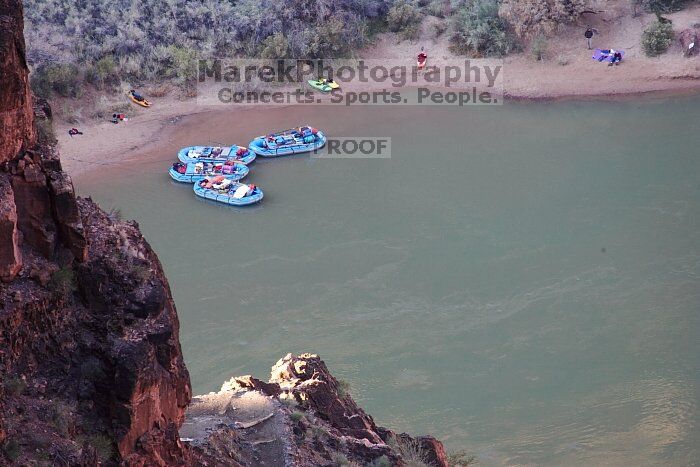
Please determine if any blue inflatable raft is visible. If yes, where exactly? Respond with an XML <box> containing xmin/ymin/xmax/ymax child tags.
<box><xmin>249</xmin><ymin>126</ymin><xmax>326</xmax><ymax>157</ymax></box>
<box><xmin>169</xmin><ymin>161</ymin><xmax>248</xmax><ymax>183</ymax></box>
<box><xmin>177</xmin><ymin>145</ymin><xmax>256</xmax><ymax>164</ymax></box>
<box><xmin>193</xmin><ymin>179</ymin><xmax>263</xmax><ymax>206</ymax></box>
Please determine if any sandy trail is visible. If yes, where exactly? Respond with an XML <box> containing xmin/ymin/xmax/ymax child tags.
<box><xmin>58</xmin><ymin>0</ymin><xmax>700</xmax><ymax>177</ymax></box>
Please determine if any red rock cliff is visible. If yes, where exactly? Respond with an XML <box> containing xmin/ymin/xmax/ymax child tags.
<box><xmin>0</xmin><ymin>0</ymin><xmax>192</xmax><ymax>463</ymax></box>
<box><xmin>0</xmin><ymin>0</ymin><xmax>34</xmax><ymax>163</ymax></box>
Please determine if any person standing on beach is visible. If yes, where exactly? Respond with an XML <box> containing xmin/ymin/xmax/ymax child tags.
<box><xmin>585</xmin><ymin>27</ymin><xmax>598</xmax><ymax>50</ymax></box>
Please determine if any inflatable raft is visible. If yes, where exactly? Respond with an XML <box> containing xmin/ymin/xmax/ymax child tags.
<box><xmin>177</xmin><ymin>145</ymin><xmax>256</xmax><ymax>165</ymax></box>
<box><xmin>193</xmin><ymin>178</ymin><xmax>263</xmax><ymax>206</ymax></box>
<box><xmin>249</xmin><ymin>127</ymin><xmax>326</xmax><ymax>157</ymax></box>
<box><xmin>169</xmin><ymin>160</ymin><xmax>248</xmax><ymax>183</ymax></box>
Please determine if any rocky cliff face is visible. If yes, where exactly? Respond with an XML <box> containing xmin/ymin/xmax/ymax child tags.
<box><xmin>0</xmin><ymin>0</ymin><xmax>450</xmax><ymax>465</ymax></box>
<box><xmin>0</xmin><ymin>0</ymin><xmax>192</xmax><ymax>462</ymax></box>
<box><xmin>0</xmin><ymin>0</ymin><xmax>34</xmax><ymax>164</ymax></box>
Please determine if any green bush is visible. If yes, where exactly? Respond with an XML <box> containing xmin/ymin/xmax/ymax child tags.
<box><xmin>24</xmin><ymin>0</ymin><xmax>390</xmax><ymax>85</ymax></box>
<box><xmin>35</xmin><ymin>118</ymin><xmax>57</xmax><ymax>146</ymax></box>
<box><xmin>3</xmin><ymin>377</ymin><xmax>27</xmax><ymax>396</ymax></box>
<box><xmin>48</xmin><ymin>267</ymin><xmax>77</xmax><ymax>297</ymax></box>
<box><xmin>450</xmin><ymin>0</ymin><xmax>516</xmax><ymax>57</ymax></box>
<box><xmin>641</xmin><ymin>20</ymin><xmax>674</xmax><ymax>56</ymax></box>
<box><xmin>260</xmin><ymin>33</ymin><xmax>290</xmax><ymax>59</ymax></box>
<box><xmin>84</xmin><ymin>434</ymin><xmax>114</xmax><ymax>463</ymax></box>
<box><xmin>1</xmin><ymin>439</ymin><xmax>21</xmax><ymax>462</ymax></box>
<box><xmin>368</xmin><ymin>455</ymin><xmax>392</xmax><ymax>467</ymax></box>
<box><xmin>387</xmin><ymin>0</ymin><xmax>423</xmax><ymax>33</ymax></box>
<box><xmin>635</xmin><ymin>0</ymin><xmax>685</xmax><ymax>13</ymax></box>
<box><xmin>447</xmin><ymin>449</ymin><xmax>478</xmax><ymax>466</ymax></box>
<box><xmin>531</xmin><ymin>34</ymin><xmax>548</xmax><ymax>60</ymax></box>
<box><xmin>31</xmin><ymin>63</ymin><xmax>82</xmax><ymax>98</ymax></box>
<box><xmin>336</xmin><ymin>379</ymin><xmax>351</xmax><ymax>398</ymax></box>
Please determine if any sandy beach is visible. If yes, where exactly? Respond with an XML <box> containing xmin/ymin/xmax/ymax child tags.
<box><xmin>57</xmin><ymin>0</ymin><xmax>700</xmax><ymax>177</ymax></box>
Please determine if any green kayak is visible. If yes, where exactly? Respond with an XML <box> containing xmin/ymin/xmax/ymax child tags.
<box><xmin>307</xmin><ymin>79</ymin><xmax>332</xmax><ymax>92</ymax></box>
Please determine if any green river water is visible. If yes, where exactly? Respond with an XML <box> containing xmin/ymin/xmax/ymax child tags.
<box><xmin>75</xmin><ymin>97</ymin><xmax>700</xmax><ymax>466</ymax></box>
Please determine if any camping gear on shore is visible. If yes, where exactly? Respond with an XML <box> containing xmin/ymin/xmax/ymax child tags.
<box><xmin>679</xmin><ymin>29</ymin><xmax>698</xmax><ymax>56</ymax></box>
<box><xmin>128</xmin><ymin>90</ymin><xmax>151</xmax><ymax>107</ymax></box>
<box><xmin>169</xmin><ymin>160</ymin><xmax>248</xmax><ymax>183</ymax></box>
<box><xmin>592</xmin><ymin>49</ymin><xmax>624</xmax><ymax>64</ymax></box>
<box><xmin>193</xmin><ymin>179</ymin><xmax>263</xmax><ymax>206</ymax></box>
<box><xmin>249</xmin><ymin>126</ymin><xmax>326</xmax><ymax>157</ymax></box>
<box><xmin>417</xmin><ymin>51</ymin><xmax>427</xmax><ymax>69</ymax></box>
<box><xmin>307</xmin><ymin>79</ymin><xmax>333</xmax><ymax>92</ymax></box>
<box><xmin>177</xmin><ymin>145</ymin><xmax>256</xmax><ymax>164</ymax></box>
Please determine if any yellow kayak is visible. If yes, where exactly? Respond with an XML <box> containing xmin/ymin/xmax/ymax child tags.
<box><xmin>128</xmin><ymin>91</ymin><xmax>151</xmax><ymax>108</ymax></box>
<box><xmin>323</xmin><ymin>78</ymin><xmax>340</xmax><ymax>89</ymax></box>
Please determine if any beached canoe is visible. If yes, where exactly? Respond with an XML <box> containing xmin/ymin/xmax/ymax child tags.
<box><xmin>169</xmin><ymin>161</ymin><xmax>248</xmax><ymax>183</ymax></box>
<box><xmin>177</xmin><ymin>145</ymin><xmax>256</xmax><ymax>164</ymax></box>
<box><xmin>193</xmin><ymin>179</ymin><xmax>263</xmax><ymax>206</ymax></box>
<box><xmin>249</xmin><ymin>127</ymin><xmax>326</xmax><ymax>157</ymax></box>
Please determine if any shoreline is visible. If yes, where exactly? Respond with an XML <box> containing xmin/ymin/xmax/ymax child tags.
<box><xmin>61</xmin><ymin>82</ymin><xmax>700</xmax><ymax>179</ymax></box>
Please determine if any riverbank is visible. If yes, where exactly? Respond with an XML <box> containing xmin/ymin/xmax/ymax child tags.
<box><xmin>56</xmin><ymin>1</ymin><xmax>700</xmax><ymax>176</ymax></box>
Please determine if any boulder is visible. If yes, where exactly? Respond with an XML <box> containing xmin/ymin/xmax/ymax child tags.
<box><xmin>0</xmin><ymin>174</ymin><xmax>21</xmax><ymax>281</ymax></box>
<box><xmin>48</xmin><ymin>171</ymin><xmax>88</xmax><ymax>262</ymax></box>
<box><xmin>11</xmin><ymin>172</ymin><xmax>56</xmax><ymax>258</ymax></box>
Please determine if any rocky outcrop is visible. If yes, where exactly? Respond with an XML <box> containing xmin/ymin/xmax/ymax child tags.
<box><xmin>0</xmin><ymin>175</ymin><xmax>21</xmax><ymax>282</ymax></box>
<box><xmin>0</xmin><ymin>0</ymin><xmax>34</xmax><ymax>163</ymax></box>
<box><xmin>187</xmin><ymin>354</ymin><xmax>450</xmax><ymax>467</ymax></box>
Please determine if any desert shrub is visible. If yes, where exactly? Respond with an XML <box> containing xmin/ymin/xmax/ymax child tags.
<box><xmin>634</xmin><ymin>0</ymin><xmax>685</xmax><ymax>13</ymax></box>
<box><xmin>641</xmin><ymin>19</ymin><xmax>674</xmax><ymax>56</ymax></box>
<box><xmin>388</xmin><ymin>435</ymin><xmax>430</xmax><ymax>467</ymax></box>
<box><xmin>531</xmin><ymin>34</ymin><xmax>548</xmax><ymax>60</ymax></box>
<box><xmin>3</xmin><ymin>377</ymin><xmax>26</xmax><ymax>396</ymax></box>
<box><xmin>51</xmin><ymin>401</ymin><xmax>78</xmax><ymax>436</ymax></box>
<box><xmin>48</xmin><ymin>267</ymin><xmax>77</xmax><ymax>297</ymax></box>
<box><xmin>426</xmin><ymin>0</ymin><xmax>449</xmax><ymax>17</ymax></box>
<box><xmin>84</xmin><ymin>434</ymin><xmax>114</xmax><ymax>463</ymax></box>
<box><xmin>290</xmin><ymin>411</ymin><xmax>306</xmax><ymax>422</ymax></box>
<box><xmin>447</xmin><ymin>449</ymin><xmax>478</xmax><ymax>466</ymax></box>
<box><xmin>23</xmin><ymin>0</ymin><xmax>392</xmax><ymax>88</ymax></box>
<box><xmin>388</xmin><ymin>0</ymin><xmax>423</xmax><ymax>33</ymax></box>
<box><xmin>432</xmin><ymin>20</ymin><xmax>448</xmax><ymax>37</ymax></box>
<box><xmin>1</xmin><ymin>439</ymin><xmax>21</xmax><ymax>462</ymax></box>
<box><xmin>450</xmin><ymin>0</ymin><xmax>516</xmax><ymax>57</ymax></box>
<box><xmin>336</xmin><ymin>379</ymin><xmax>351</xmax><ymax>398</ymax></box>
<box><xmin>35</xmin><ymin>118</ymin><xmax>57</xmax><ymax>146</ymax></box>
<box><xmin>499</xmin><ymin>0</ymin><xmax>588</xmax><ymax>37</ymax></box>
<box><xmin>31</xmin><ymin>63</ymin><xmax>82</xmax><ymax>98</ymax></box>
<box><xmin>260</xmin><ymin>33</ymin><xmax>290</xmax><ymax>59</ymax></box>
<box><xmin>368</xmin><ymin>455</ymin><xmax>392</xmax><ymax>467</ymax></box>
<box><xmin>331</xmin><ymin>452</ymin><xmax>350</xmax><ymax>466</ymax></box>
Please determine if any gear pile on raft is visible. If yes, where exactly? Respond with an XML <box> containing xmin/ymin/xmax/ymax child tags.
<box><xmin>167</xmin><ymin>125</ymin><xmax>325</xmax><ymax>207</ymax></box>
